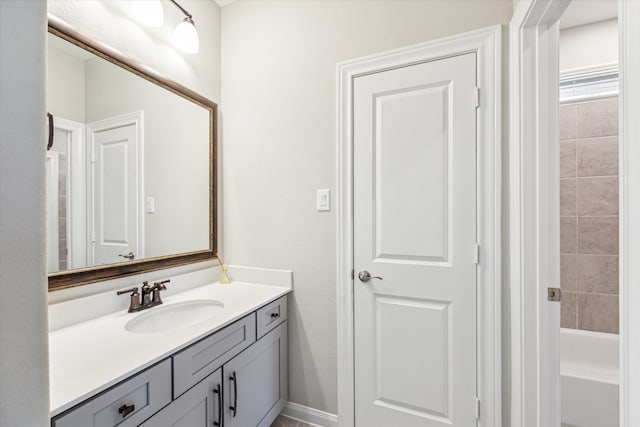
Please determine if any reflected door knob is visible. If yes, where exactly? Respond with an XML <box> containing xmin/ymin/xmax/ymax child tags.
<box><xmin>358</xmin><ymin>270</ymin><xmax>383</xmax><ymax>282</ymax></box>
<box><xmin>118</xmin><ymin>252</ymin><xmax>135</xmax><ymax>260</ymax></box>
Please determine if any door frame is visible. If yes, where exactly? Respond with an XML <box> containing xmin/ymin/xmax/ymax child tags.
<box><xmin>509</xmin><ymin>1</ymin><xmax>640</xmax><ymax>425</ymax></box>
<box><xmin>53</xmin><ymin>116</ymin><xmax>86</xmax><ymax>270</ymax></box>
<box><xmin>336</xmin><ymin>25</ymin><xmax>502</xmax><ymax>427</ymax></box>
<box><xmin>86</xmin><ymin>111</ymin><xmax>145</xmax><ymax>265</ymax></box>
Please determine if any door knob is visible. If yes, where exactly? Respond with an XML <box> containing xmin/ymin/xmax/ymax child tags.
<box><xmin>358</xmin><ymin>270</ymin><xmax>383</xmax><ymax>282</ymax></box>
<box><xmin>118</xmin><ymin>252</ymin><xmax>135</xmax><ymax>260</ymax></box>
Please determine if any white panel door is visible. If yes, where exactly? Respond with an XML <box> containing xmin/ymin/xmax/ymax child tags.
<box><xmin>90</xmin><ymin>122</ymin><xmax>140</xmax><ymax>265</ymax></box>
<box><xmin>353</xmin><ymin>53</ymin><xmax>477</xmax><ymax>427</ymax></box>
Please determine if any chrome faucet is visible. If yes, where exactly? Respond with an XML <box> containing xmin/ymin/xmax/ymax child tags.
<box><xmin>117</xmin><ymin>279</ymin><xmax>171</xmax><ymax>313</ymax></box>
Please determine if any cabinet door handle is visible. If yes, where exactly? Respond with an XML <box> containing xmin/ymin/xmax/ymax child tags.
<box><xmin>118</xmin><ymin>403</ymin><xmax>135</xmax><ymax>418</ymax></box>
<box><xmin>213</xmin><ymin>383</ymin><xmax>222</xmax><ymax>426</ymax></box>
<box><xmin>229</xmin><ymin>371</ymin><xmax>238</xmax><ymax>418</ymax></box>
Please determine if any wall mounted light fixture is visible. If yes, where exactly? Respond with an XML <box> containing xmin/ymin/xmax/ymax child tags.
<box><xmin>169</xmin><ymin>0</ymin><xmax>200</xmax><ymax>54</ymax></box>
<box><xmin>131</xmin><ymin>0</ymin><xmax>200</xmax><ymax>54</ymax></box>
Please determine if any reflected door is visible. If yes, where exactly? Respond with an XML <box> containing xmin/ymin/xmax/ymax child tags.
<box><xmin>88</xmin><ymin>114</ymin><xmax>143</xmax><ymax>266</ymax></box>
<box><xmin>353</xmin><ymin>53</ymin><xmax>478</xmax><ymax>427</ymax></box>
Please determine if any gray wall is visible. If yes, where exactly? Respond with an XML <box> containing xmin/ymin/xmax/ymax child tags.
<box><xmin>0</xmin><ymin>0</ymin><xmax>49</xmax><ymax>425</ymax></box>
<box><xmin>221</xmin><ymin>0</ymin><xmax>513</xmax><ymax>415</ymax></box>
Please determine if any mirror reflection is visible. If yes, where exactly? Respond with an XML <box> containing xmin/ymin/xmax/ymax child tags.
<box><xmin>46</xmin><ymin>32</ymin><xmax>211</xmax><ymax>274</ymax></box>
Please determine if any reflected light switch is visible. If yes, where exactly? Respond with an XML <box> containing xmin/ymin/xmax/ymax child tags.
<box><xmin>146</xmin><ymin>197</ymin><xmax>155</xmax><ymax>213</ymax></box>
<box><xmin>317</xmin><ymin>189</ymin><xmax>330</xmax><ymax>212</ymax></box>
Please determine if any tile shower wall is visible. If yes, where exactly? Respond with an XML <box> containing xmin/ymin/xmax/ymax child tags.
<box><xmin>560</xmin><ymin>96</ymin><xmax>619</xmax><ymax>334</ymax></box>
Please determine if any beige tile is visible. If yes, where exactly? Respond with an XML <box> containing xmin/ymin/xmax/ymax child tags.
<box><xmin>576</xmin><ymin>97</ymin><xmax>618</xmax><ymax>138</ymax></box>
<box><xmin>560</xmin><ymin>179</ymin><xmax>577</xmax><ymax>216</ymax></box>
<box><xmin>561</xmin><ymin>254</ymin><xmax>577</xmax><ymax>291</ymax></box>
<box><xmin>577</xmin><ymin>293</ymin><xmax>619</xmax><ymax>333</ymax></box>
<box><xmin>560</xmin><ymin>140</ymin><xmax>577</xmax><ymax>178</ymax></box>
<box><xmin>560</xmin><ymin>104</ymin><xmax>577</xmax><ymax>140</ymax></box>
<box><xmin>578</xmin><ymin>217</ymin><xmax>619</xmax><ymax>255</ymax></box>
<box><xmin>270</xmin><ymin>415</ymin><xmax>300</xmax><ymax>427</ymax></box>
<box><xmin>577</xmin><ymin>177</ymin><xmax>618</xmax><ymax>216</ymax></box>
<box><xmin>577</xmin><ymin>255</ymin><xmax>619</xmax><ymax>294</ymax></box>
<box><xmin>561</xmin><ymin>217</ymin><xmax>577</xmax><ymax>254</ymax></box>
<box><xmin>577</xmin><ymin>136</ymin><xmax>618</xmax><ymax>177</ymax></box>
<box><xmin>561</xmin><ymin>291</ymin><xmax>577</xmax><ymax>329</ymax></box>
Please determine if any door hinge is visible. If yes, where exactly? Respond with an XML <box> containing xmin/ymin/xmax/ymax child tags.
<box><xmin>474</xmin><ymin>243</ymin><xmax>480</xmax><ymax>264</ymax></box>
<box><xmin>474</xmin><ymin>87</ymin><xmax>480</xmax><ymax>109</ymax></box>
<box><xmin>475</xmin><ymin>396</ymin><xmax>480</xmax><ymax>420</ymax></box>
<box><xmin>351</xmin><ymin>269</ymin><xmax>354</xmax><ymax>280</ymax></box>
<box><xmin>91</xmin><ymin>151</ymin><xmax>96</xmax><ymax>163</ymax></box>
<box><xmin>91</xmin><ymin>231</ymin><xmax>96</xmax><ymax>243</ymax></box>
<box><xmin>548</xmin><ymin>287</ymin><xmax>562</xmax><ymax>302</ymax></box>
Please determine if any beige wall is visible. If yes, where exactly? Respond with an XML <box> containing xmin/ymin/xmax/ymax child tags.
<box><xmin>47</xmin><ymin>45</ymin><xmax>86</xmax><ymax>122</ymax></box>
<box><xmin>560</xmin><ymin>19</ymin><xmax>618</xmax><ymax>72</ymax></box>
<box><xmin>221</xmin><ymin>0</ymin><xmax>513</xmax><ymax>415</ymax></box>
<box><xmin>0</xmin><ymin>0</ymin><xmax>49</xmax><ymax>425</ymax></box>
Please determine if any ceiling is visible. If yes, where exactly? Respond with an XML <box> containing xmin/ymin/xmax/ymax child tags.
<box><xmin>560</xmin><ymin>0</ymin><xmax>618</xmax><ymax>29</ymax></box>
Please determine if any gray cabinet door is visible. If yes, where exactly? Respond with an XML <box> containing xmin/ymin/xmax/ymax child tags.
<box><xmin>139</xmin><ymin>368</ymin><xmax>223</xmax><ymax>427</ymax></box>
<box><xmin>223</xmin><ymin>322</ymin><xmax>287</xmax><ymax>427</ymax></box>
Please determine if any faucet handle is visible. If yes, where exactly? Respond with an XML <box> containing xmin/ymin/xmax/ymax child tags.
<box><xmin>152</xmin><ymin>279</ymin><xmax>170</xmax><ymax>290</ymax></box>
<box><xmin>117</xmin><ymin>287</ymin><xmax>142</xmax><ymax>313</ymax></box>
<box><xmin>151</xmin><ymin>280</ymin><xmax>170</xmax><ymax>305</ymax></box>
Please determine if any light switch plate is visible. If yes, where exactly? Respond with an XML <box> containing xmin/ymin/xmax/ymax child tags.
<box><xmin>317</xmin><ymin>189</ymin><xmax>330</xmax><ymax>212</ymax></box>
<box><xmin>146</xmin><ymin>197</ymin><xmax>155</xmax><ymax>213</ymax></box>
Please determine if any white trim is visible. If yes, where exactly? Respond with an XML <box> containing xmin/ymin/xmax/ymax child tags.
<box><xmin>46</xmin><ymin>151</ymin><xmax>60</xmax><ymax>272</ymax></box>
<box><xmin>509</xmin><ymin>2</ymin><xmax>571</xmax><ymax>425</ymax></box>
<box><xmin>86</xmin><ymin>111</ymin><xmax>145</xmax><ymax>264</ymax></box>
<box><xmin>619</xmin><ymin>1</ymin><xmax>640</xmax><ymax>425</ymax></box>
<box><xmin>560</xmin><ymin>62</ymin><xmax>618</xmax><ymax>81</ymax></box>
<box><xmin>52</xmin><ymin>116</ymin><xmax>86</xmax><ymax>269</ymax></box>
<box><xmin>336</xmin><ymin>25</ymin><xmax>501</xmax><ymax>427</ymax></box>
<box><xmin>559</xmin><ymin>66</ymin><xmax>618</xmax><ymax>103</ymax></box>
<box><xmin>281</xmin><ymin>402</ymin><xmax>338</xmax><ymax>427</ymax></box>
<box><xmin>509</xmin><ymin>1</ymin><xmax>640</xmax><ymax>426</ymax></box>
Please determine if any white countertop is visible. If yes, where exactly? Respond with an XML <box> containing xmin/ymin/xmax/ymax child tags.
<box><xmin>49</xmin><ymin>281</ymin><xmax>290</xmax><ymax>417</ymax></box>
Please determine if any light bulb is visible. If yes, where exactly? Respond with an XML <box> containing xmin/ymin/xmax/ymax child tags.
<box><xmin>173</xmin><ymin>17</ymin><xmax>199</xmax><ymax>54</ymax></box>
<box><xmin>131</xmin><ymin>0</ymin><xmax>164</xmax><ymax>28</ymax></box>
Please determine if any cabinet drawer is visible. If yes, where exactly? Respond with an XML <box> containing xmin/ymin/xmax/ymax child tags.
<box><xmin>51</xmin><ymin>359</ymin><xmax>171</xmax><ymax>427</ymax></box>
<box><xmin>256</xmin><ymin>296</ymin><xmax>287</xmax><ymax>339</ymax></box>
<box><xmin>173</xmin><ymin>314</ymin><xmax>256</xmax><ymax>398</ymax></box>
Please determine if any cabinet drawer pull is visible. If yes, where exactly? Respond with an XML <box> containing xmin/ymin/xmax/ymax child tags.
<box><xmin>118</xmin><ymin>403</ymin><xmax>135</xmax><ymax>418</ymax></box>
<box><xmin>213</xmin><ymin>383</ymin><xmax>222</xmax><ymax>426</ymax></box>
<box><xmin>270</xmin><ymin>312</ymin><xmax>279</xmax><ymax>318</ymax></box>
<box><xmin>229</xmin><ymin>371</ymin><xmax>238</xmax><ymax>418</ymax></box>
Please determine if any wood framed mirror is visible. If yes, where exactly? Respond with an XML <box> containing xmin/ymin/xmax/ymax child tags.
<box><xmin>47</xmin><ymin>18</ymin><xmax>217</xmax><ymax>291</ymax></box>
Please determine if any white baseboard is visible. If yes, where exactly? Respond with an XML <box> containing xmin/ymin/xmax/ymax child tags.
<box><xmin>281</xmin><ymin>401</ymin><xmax>338</xmax><ymax>427</ymax></box>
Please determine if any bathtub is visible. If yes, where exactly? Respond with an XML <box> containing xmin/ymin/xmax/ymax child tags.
<box><xmin>561</xmin><ymin>328</ymin><xmax>619</xmax><ymax>427</ymax></box>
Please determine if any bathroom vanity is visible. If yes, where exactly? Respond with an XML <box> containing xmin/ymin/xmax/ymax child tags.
<box><xmin>49</xmin><ymin>281</ymin><xmax>289</xmax><ymax>427</ymax></box>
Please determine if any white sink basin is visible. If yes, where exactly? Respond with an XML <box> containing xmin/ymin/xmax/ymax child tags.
<box><xmin>125</xmin><ymin>300</ymin><xmax>224</xmax><ymax>334</ymax></box>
